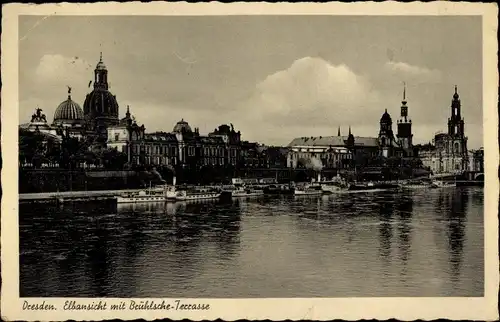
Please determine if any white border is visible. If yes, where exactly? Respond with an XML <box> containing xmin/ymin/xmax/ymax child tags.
<box><xmin>2</xmin><ymin>2</ymin><xmax>499</xmax><ymax>321</ymax></box>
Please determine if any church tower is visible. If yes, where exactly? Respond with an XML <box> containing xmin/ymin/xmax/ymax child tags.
<box><xmin>378</xmin><ymin>109</ymin><xmax>394</xmax><ymax>158</ymax></box>
<box><xmin>93</xmin><ymin>52</ymin><xmax>109</xmax><ymax>90</ymax></box>
<box><xmin>447</xmin><ymin>85</ymin><xmax>468</xmax><ymax>157</ymax></box>
<box><xmin>83</xmin><ymin>52</ymin><xmax>120</xmax><ymax>145</ymax></box>
<box><xmin>396</xmin><ymin>83</ymin><xmax>413</xmax><ymax>156</ymax></box>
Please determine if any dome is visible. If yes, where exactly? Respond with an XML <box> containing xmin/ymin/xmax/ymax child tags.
<box><xmin>380</xmin><ymin>109</ymin><xmax>392</xmax><ymax>123</ymax></box>
<box><xmin>173</xmin><ymin>119</ymin><xmax>192</xmax><ymax>133</ymax></box>
<box><xmin>53</xmin><ymin>96</ymin><xmax>84</xmax><ymax>124</ymax></box>
<box><xmin>83</xmin><ymin>89</ymin><xmax>119</xmax><ymax>119</ymax></box>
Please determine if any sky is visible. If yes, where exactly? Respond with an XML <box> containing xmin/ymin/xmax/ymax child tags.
<box><xmin>19</xmin><ymin>15</ymin><xmax>483</xmax><ymax>148</ymax></box>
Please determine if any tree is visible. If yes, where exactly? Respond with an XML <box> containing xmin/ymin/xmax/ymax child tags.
<box><xmin>386</xmin><ymin>156</ymin><xmax>401</xmax><ymax>169</ymax></box>
<box><xmin>100</xmin><ymin>148</ymin><xmax>128</xmax><ymax>170</ymax></box>
<box><xmin>19</xmin><ymin>129</ymin><xmax>49</xmax><ymax>168</ymax></box>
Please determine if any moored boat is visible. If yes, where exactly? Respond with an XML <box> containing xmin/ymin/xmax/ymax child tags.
<box><xmin>231</xmin><ymin>187</ymin><xmax>265</xmax><ymax>198</ymax></box>
<box><xmin>294</xmin><ymin>184</ymin><xmax>323</xmax><ymax>196</ymax></box>
<box><xmin>263</xmin><ymin>184</ymin><xmax>294</xmax><ymax>195</ymax></box>
<box><xmin>321</xmin><ymin>184</ymin><xmax>347</xmax><ymax>193</ymax></box>
<box><xmin>348</xmin><ymin>182</ymin><xmax>399</xmax><ymax>191</ymax></box>
<box><xmin>431</xmin><ymin>180</ymin><xmax>456</xmax><ymax>188</ymax></box>
<box><xmin>400</xmin><ymin>178</ymin><xmax>434</xmax><ymax>190</ymax></box>
<box><xmin>174</xmin><ymin>188</ymin><xmax>221</xmax><ymax>201</ymax></box>
<box><xmin>116</xmin><ymin>186</ymin><xmax>175</xmax><ymax>204</ymax></box>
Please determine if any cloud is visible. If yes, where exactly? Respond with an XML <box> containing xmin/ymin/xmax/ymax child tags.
<box><xmin>229</xmin><ymin>57</ymin><xmax>384</xmax><ymax>144</ymax></box>
<box><xmin>385</xmin><ymin>61</ymin><xmax>442</xmax><ymax>81</ymax></box>
<box><xmin>35</xmin><ymin>54</ymin><xmax>93</xmax><ymax>86</ymax></box>
<box><xmin>122</xmin><ymin>99</ymin><xmax>230</xmax><ymax>135</ymax></box>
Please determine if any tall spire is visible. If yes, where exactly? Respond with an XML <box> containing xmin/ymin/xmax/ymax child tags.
<box><xmin>348</xmin><ymin>125</ymin><xmax>352</xmax><ymax>135</ymax></box>
<box><xmin>400</xmin><ymin>82</ymin><xmax>409</xmax><ymax>120</ymax></box>
<box><xmin>402</xmin><ymin>81</ymin><xmax>407</xmax><ymax>104</ymax></box>
<box><xmin>99</xmin><ymin>51</ymin><xmax>103</xmax><ymax>62</ymax></box>
<box><xmin>337</xmin><ymin>126</ymin><xmax>341</xmax><ymax>136</ymax></box>
<box><xmin>453</xmin><ymin>85</ymin><xmax>459</xmax><ymax>99</ymax></box>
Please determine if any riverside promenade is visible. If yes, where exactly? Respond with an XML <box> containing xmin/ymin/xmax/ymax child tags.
<box><xmin>19</xmin><ymin>188</ymin><xmax>145</xmax><ymax>202</ymax></box>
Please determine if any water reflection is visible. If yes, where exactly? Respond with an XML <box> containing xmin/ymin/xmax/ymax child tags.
<box><xmin>447</xmin><ymin>189</ymin><xmax>469</xmax><ymax>282</ymax></box>
<box><xmin>395</xmin><ymin>195</ymin><xmax>413</xmax><ymax>280</ymax></box>
<box><xmin>378</xmin><ymin>195</ymin><xmax>394</xmax><ymax>264</ymax></box>
<box><xmin>20</xmin><ymin>187</ymin><xmax>484</xmax><ymax>297</ymax></box>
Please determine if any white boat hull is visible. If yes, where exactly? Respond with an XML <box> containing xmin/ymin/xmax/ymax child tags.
<box><xmin>116</xmin><ymin>195</ymin><xmax>167</xmax><ymax>204</ymax></box>
<box><xmin>232</xmin><ymin>191</ymin><xmax>264</xmax><ymax>198</ymax></box>
<box><xmin>294</xmin><ymin>190</ymin><xmax>322</xmax><ymax>196</ymax></box>
<box><xmin>401</xmin><ymin>184</ymin><xmax>433</xmax><ymax>189</ymax></box>
<box><xmin>175</xmin><ymin>193</ymin><xmax>221</xmax><ymax>201</ymax></box>
<box><xmin>432</xmin><ymin>183</ymin><xmax>456</xmax><ymax>188</ymax></box>
<box><xmin>321</xmin><ymin>185</ymin><xmax>346</xmax><ymax>193</ymax></box>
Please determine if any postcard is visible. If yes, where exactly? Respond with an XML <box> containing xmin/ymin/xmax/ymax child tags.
<box><xmin>2</xmin><ymin>2</ymin><xmax>499</xmax><ymax>321</ymax></box>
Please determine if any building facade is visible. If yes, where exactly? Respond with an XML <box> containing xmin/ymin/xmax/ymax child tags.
<box><xmin>287</xmin><ymin>127</ymin><xmax>379</xmax><ymax>169</ymax></box>
<box><xmin>109</xmin><ymin>118</ymin><xmax>246</xmax><ymax>171</ymax></box>
<box><xmin>468</xmin><ymin>148</ymin><xmax>484</xmax><ymax>173</ymax></box>
<box><xmin>208</xmin><ymin>124</ymin><xmax>242</xmax><ymax>166</ymax></box>
<box><xmin>420</xmin><ymin>87</ymin><xmax>469</xmax><ymax>174</ymax></box>
<box><xmin>378</xmin><ymin>86</ymin><xmax>414</xmax><ymax>158</ymax></box>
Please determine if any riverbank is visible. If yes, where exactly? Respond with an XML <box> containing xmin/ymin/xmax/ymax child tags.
<box><xmin>19</xmin><ymin>189</ymin><xmax>144</xmax><ymax>202</ymax></box>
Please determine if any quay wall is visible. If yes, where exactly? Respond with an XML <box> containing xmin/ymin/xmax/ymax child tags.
<box><xmin>19</xmin><ymin>169</ymin><xmax>145</xmax><ymax>193</ymax></box>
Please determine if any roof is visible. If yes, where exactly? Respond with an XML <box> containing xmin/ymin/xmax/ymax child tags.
<box><xmin>288</xmin><ymin>136</ymin><xmax>378</xmax><ymax>148</ymax></box>
<box><xmin>173</xmin><ymin>119</ymin><xmax>192</xmax><ymax>133</ymax></box>
<box><xmin>380</xmin><ymin>109</ymin><xmax>392</xmax><ymax>122</ymax></box>
<box><xmin>84</xmin><ymin>89</ymin><xmax>119</xmax><ymax>119</ymax></box>
<box><xmin>199</xmin><ymin>136</ymin><xmax>225</xmax><ymax>144</ymax></box>
<box><xmin>144</xmin><ymin>132</ymin><xmax>178</xmax><ymax>142</ymax></box>
<box><xmin>53</xmin><ymin>96</ymin><xmax>84</xmax><ymax>122</ymax></box>
<box><xmin>19</xmin><ymin>128</ymin><xmax>61</xmax><ymax>142</ymax></box>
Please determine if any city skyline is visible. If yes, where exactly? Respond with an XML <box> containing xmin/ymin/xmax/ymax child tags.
<box><xmin>19</xmin><ymin>15</ymin><xmax>483</xmax><ymax>148</ymax></box>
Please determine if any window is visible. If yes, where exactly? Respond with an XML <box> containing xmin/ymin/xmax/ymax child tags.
<box><xmin>454</xmin><ymin>142</ymin><xmax>459</xmax><ymax>153</ymax></box>
<box><xmin>115</xmin><ymin>133</ymin><xmax>119</xmax><ymax>141</ymax></box>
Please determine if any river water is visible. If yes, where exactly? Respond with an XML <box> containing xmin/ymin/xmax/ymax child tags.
<box><xmin>19</xmin><ymin>187</ymin><xmax>484</xmax><ymax>297</ymax></box>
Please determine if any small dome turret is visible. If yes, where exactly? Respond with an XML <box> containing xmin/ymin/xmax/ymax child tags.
<box><xmin>380</xmin><ymin>109</ymin><xmax>392</xmax><ymax>123</ymax></box>
<box><xmin>95</xmin><ymin>52</ymin><xmax>107</xmax><ymax>70</ymax></box>
<box><xmin>173</xmin><ymin>119</ymin><xmax>192</xmax><ymax>133</ymax></box>
<box><xmin>53</xmin><ymin>87</ymin><xmax>84</xmax><ymax>126</ymax></box>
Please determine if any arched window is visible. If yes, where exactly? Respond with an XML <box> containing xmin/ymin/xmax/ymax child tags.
<box><xmin>454</xmin><ymin>142</ymin><xmax>459</xmax><ymax>153</ymax></box>
<box><xmin>381</xmin><ymin>137</ymin><xmax>386</xmax><ymax>146</ymax></box>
